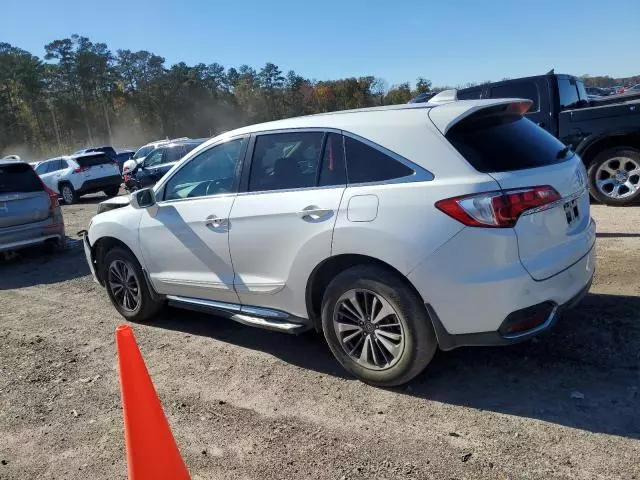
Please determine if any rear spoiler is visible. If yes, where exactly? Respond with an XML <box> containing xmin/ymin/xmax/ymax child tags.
<box><xmin>428</xmin><ymin>98</ymin><xmax>533</xmax><ymax>135</ymax></box>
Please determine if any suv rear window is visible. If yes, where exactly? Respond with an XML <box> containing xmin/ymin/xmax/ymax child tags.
<box><xmin>446</xmin><ymin>112</ymin><xmax>572</xmax><ymax>173</ymax></box>
<box><xmin>76</xmin><ymin>154</ymin><xmax>112</xmax><ymax>168</ymax></box>
<box><xmin>0</xmin><ymin>163</ymin><xmax>43</xmax><ymax>193</ymax></box>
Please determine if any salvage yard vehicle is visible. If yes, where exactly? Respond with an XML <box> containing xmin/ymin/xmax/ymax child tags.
<box><xmin>452</xmin><ymin>72</ymin><xmax>640</xmax><ymax>206</ymax></box>
<box><xmin>35</xmin><ymin>152</ymin><xmax>122</xmax><ymax>204</ymax></box>
<box><xmin>0</xmin><ymin>159</ymin><xmax>64</xmax><ymax>253</ymax></box>
<box><xmin>83</xmin><ymin>94</ymin><xmax>595</xmax><ymax>386</ymax></box>
<box><xmin>122</xmin><ymin>140</ymin><xmax>203</xmax><ymax>191</ymax></box>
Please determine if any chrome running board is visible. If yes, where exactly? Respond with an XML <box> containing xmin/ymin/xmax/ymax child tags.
<box><xmin>166</xmin><ymin>295</ymin><xmax>311</xmax><ymax>334</ymax></box>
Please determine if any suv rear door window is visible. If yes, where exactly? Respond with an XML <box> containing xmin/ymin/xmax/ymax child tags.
<box><xmin>249</xmin><ymin>132</ymin><xmax>323</xmax><ymax>192</ymax></box>
<box><xmin>76</xmin><ymin>154</ymin><xmax>111</xmax><ymax>168</ymax></box>
<box><xmin>35</xmin><ymin>162</ymin><xmax>52</xmax><ymax>175</ymax></box>
<box><xmin>344</xmin><ymin>137</ymin><xmax>414</xmax><ymax>184</ymax></box>
<box><xmin>446</xmin><ymin>113</ymin><xmax>572</xmax><ymax>173</ymax></box>
<box><xmin>0</xmin><ymin>163</ymin><xmax>43</xmax><ymax>193</ymax></box>
<box><xmin>318</xmin><ymin>133</ymin><xmax>346</xmax><ymax>187</ymax></box>
<box><xmin>489</xmin><ymin>82</ymin><xmax>539</xmax><ymax>111</ymax></box>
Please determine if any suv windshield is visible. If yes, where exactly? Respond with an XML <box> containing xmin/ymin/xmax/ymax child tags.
<box><xmin>0</xmin><ymin>163</ymin><xmax>43</xmax><ymax>193</ymax></box>
<box><xmin>133</xmin><ymin>145</ymin><xmax>155</xmax><ymax>159</ymax></box>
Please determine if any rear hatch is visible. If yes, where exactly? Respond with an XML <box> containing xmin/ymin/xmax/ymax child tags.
<box><xmin>434</xmin><ymin>101</ymin><xmax>595</xmax><ymax>280</ymax></box>
<box><xmin>76</xmin><ymin>153</ymin><xmax>120</xmax><ymax>177</ymax></box>
<box><xmin>0</xmin><ymin>163</ymin><xmax>50</xmax><ymax>228</ymax></box>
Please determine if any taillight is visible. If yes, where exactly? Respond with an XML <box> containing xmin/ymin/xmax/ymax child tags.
<box><xmin>435</xmin><ymin>186</ymin><xmax>561</xmax><ymax>228</ymax></box>
<box><xmin>74</xmin><ymin>166</ymin><xmax>88</xmax><ymax>173</ymax></box>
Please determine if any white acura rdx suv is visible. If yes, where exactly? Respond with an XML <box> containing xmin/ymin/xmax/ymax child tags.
<box><xmin>83</xmin><ymin>91</ymin><xmax>595</xmax><ymax>386</ymax></box>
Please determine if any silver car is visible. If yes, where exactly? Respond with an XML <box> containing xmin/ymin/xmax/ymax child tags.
<box><xmin>0</xmin><ymin>160</ymin><xmax>65</xmax><ymax>253</ymax></box>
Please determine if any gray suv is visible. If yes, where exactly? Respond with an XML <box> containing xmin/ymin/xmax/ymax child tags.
<box><xmin>0</xmin><ymin>160</ymin><xmax>65</xmax><ymax>253</ymax></box>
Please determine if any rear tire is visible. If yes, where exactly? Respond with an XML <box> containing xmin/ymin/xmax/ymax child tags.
<box><xmin>587</xmin><ymin>147</ymin><xmax>640</xmax><ymax>206</ymax></box>
<box><xmin>103</xmin><ymin>186</ymin><xmax>120</xmax><ymax>197</ymax></box>
<box><xmin>60</xmin><ymin>183</ymin><xmax>77</xmax><ymax>204</ymax></box>
<box><xmin>321</xmin><ymin>265</ymin><xmax>437</xmax><ymax>387</ymax></box>
<box><xmin>102</xmin><ymin>247</ymin><xmax>164</xmax><ymax>322</ymax></box>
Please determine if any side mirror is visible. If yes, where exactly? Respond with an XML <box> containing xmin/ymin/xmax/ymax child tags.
<box><xmin>130</xmin><ymin>188</ymin><xmax>156</xmax><ymax>209</ymax></box>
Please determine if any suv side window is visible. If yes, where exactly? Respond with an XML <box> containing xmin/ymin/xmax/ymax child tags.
<box><xmin>35</xmin><ymin>162</ymin><xmax>51</xmax><ymax>175</ymax></box>
<box><xmin>489</xmin><ymin>81</ymin><xmax>539</xmax><ymax>112</ymax></box>
<box><xmin>164</xmin><ymin>137</ymin><xmax>247</xmax><ymax>201</ymax></box>
<box><xmin>318</xmin><ymin>133</ymin><xmax>346</xmax><ymax>187</ymax></box>
<box><xmin>249</xmin><ymin>132</ymin><xmax>323</xmax><ymax>192</ymax></box>
<box><xmin>144</xmin><ymin>149</ymin><xmax>165</xmax><ymax>167</ymax></box>
<box><xmin>344</xmin><ymin>136</ymin><xmax>414</xmax><ymax>184</ymax></box>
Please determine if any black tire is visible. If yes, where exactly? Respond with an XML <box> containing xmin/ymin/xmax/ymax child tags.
<box><xmin>42</xmin><ymin>238</ymin><xmax>61</xmax><ymax>254</ymax></box>
<box><xmin>321</xmin><ymin>265</ymin><xmax>437</xmax><ymax>387</ymax></box>
<box><xmin>103</xmin><ymin>186</ymin><xmax>120</xmax><ymax>197</ymax></box>
<box><xmin>587</xmin><ymin>147</ymin><xmax>640</xmax><ymax>206</ymax></box>
<box><xmin>102</xmin><ymin>246</ymin><xmax>164</xmax><ymax>322</ymax></box>
<box><xmin>59</xmin><ymin>183</ymin><xmax>77</xmax><ymax>204</ymax></box>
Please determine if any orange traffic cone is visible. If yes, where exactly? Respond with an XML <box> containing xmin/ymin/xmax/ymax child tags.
<box><xmin>116</xmin><ymin>324</ymin><xmax>191</xmax><ymax>480</ymax></box>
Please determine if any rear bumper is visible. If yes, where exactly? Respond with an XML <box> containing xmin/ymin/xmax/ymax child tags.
<box><xmin>0</xmin><ymin>214</ymin><xmax>65</xmax><ymax>253</ymax></box>
<box><xmin>407</xmin><ymin>224</ymin><xmax>596</xmax><ymax>346</ymax></box>
<box><xmin>77</xmin><ymin>175</ymin><xmax>121</xmax><ymax>194</ymax></box>
<box><xmin>428</xmin><ymin>272</ymin><xmax>593</xmax><ymax>350</ymax></box>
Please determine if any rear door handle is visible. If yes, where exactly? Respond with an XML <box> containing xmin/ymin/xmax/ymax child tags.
<box><xmin>299</xmin><ymin>205</ymin><xmax>333</xmax><ymax>221</ymax></box>
<box><xmin>204</xmin><ymin>215</ymin><xmax>228</xmax><ymax>229</ymax></box>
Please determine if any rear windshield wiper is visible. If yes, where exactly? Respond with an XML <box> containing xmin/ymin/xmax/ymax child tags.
<box><xmin>557</xmin><ymin>146</ymin><xmax>572</xmax><ymax>159</ymax></box>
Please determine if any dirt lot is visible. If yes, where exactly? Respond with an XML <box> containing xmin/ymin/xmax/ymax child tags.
<box><xmin>1</xmin><ymin>195</ymin><xmax>639</xmax><ymax>480</ymax></box>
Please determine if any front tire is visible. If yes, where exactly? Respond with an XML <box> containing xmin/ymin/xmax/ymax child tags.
<box><xmin>321</xmin><ymin>265</ymin><xmax>437</xmax><ymax>387</ymax></box>
<box><xmin>102</xmin><ymin>247</ymin><xmax>164</xmax><ymax>322</ymax></box>
<box><xmin>587</xmin><ymin>147</ymin><xmax>640</xmax><ymax>205</ymax></box>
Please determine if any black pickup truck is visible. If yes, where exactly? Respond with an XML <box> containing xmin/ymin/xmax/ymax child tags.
<box><xmin>450</xmin><ymin>73</ymin><xmax>640</xmax><ymax>205</ymax></box>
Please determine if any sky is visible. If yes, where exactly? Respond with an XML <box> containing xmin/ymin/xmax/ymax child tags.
<box><xmin>3</xmin><ymin>0</ymin><xmax>639</xmax><ymax>88</ymax></box>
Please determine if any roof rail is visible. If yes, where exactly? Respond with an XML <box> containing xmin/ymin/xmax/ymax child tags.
<box><xmin>429</xmin><ymin>89</ymin><xmax>458</xmax><ymax>105</ymax></box>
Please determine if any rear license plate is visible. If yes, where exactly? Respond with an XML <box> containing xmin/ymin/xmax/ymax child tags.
<box><xmin>564</xmin><ymin>199</ymin><xmax>579</xmax><ymax>226</ymax></box>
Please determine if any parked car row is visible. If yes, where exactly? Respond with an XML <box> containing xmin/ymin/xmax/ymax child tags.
<box><xmin>84</xmin><ymin>92</ymin><xmax>595</xmax><ymax>386</ymax></box>
<box><xmin>122</xmin><ymin>139</ymin><xmax>204</xmax><ymax>192</ymax></box>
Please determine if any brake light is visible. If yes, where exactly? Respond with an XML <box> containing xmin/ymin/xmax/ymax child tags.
<box><xmin>435</xmin><ymin>186</ymin><xmax>561</xmax><ymax>228</ymax></box>
<box><xmin>74</xmin><ymin>166</ymin><xmax>88</xmax><ymax>173</ymax></box>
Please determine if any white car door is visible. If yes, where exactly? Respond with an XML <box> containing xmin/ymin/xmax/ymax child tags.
<box><xmin>227</xmin><ymin>131</ymin><xmax>346</xmax><ymax>317</ymax></box>
<box><xmin>138</xmin><ymin>137</ymin><xmax>249</xmax><ymax>303</ymax></box>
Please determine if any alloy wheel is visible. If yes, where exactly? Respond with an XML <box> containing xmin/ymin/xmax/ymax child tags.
<box><xmin>108</xmin><ymin>259</ymin><xmax>141</xmax><ymax>312</ymax></box>
<box><xmin>595</xmin><ymin>157</ymin><xmax>640</xmax><ymax>199</ymax></box>
<box><xmin>333</xmin><ymin>289</ymin><xmax>405</xmax><ymax>371</ymax></box>
<box><xmin>62</xmin><ymin>186</ymin><xmax>74</xmax><ymax>204</ymax></box>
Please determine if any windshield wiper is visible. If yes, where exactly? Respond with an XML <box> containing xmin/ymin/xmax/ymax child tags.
<box><xmin>557</xmin><ymin>146</ymin><xmax>572</xmax><ymax>159</ymax></box>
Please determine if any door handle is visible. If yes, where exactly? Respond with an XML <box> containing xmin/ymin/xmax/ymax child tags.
<box><xmin>204</xmin><ymin>215</ymin><xmax>228</xmax><ymax>229</ymax></box>
<box><xmin>299</xmin><ymin>205</ymin><xmax>333</xmax><ymax>221</ymax></box>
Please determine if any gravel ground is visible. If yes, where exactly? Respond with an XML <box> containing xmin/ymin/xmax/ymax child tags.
<box><xmin>0</xmin><ymin>194</ymin><xmax>639</xmax><ymax>480</ymax></box>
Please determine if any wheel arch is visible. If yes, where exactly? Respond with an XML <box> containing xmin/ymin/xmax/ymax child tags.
<box><xmin>305</xmin><ymin>254</ymin><xmax>426</xmax><ymax>332</ymax></box>
<box><xmin>576</xmin><ymin>131</ymin><xmax>640</xmax><ymax>166</ymax></box>
<box><xmin>92</xmin><ymin>236</ymin><xmax>140</xmax><ymax>285</ymax></box>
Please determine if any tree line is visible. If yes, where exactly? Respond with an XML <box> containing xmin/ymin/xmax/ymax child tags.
<box><xmin>1</xmin><ymin>35</ymin><xmax>637</xmax><ymax>159</ymax></box>
<box><xmin>0</xmin><ymin>35</ymin><xmax>434</xmax><ymax>158</ymax></box>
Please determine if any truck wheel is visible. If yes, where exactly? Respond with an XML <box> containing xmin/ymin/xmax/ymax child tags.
<box><xmin>60</xmin><ymin>183</ymin><xmax>77</xmax><ymax>204</ymax></box>
<box><xmin>321</xmin><ymin>265</ymin><xmax>437</xmax><ymax>387</ymax></box>
<box><xmin>588</xmin><ymin>147</ymin><xmax>640</xmax><ymax>205</ymax></box>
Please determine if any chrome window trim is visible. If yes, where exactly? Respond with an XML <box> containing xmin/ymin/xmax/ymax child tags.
<box><xmin>238</xmin><ymin>127</ymin><xmax>433</xmax><ymax>196</ymax></box>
